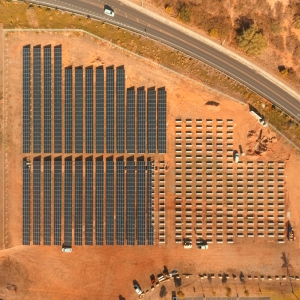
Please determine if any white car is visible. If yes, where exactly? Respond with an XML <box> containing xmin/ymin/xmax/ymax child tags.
<box><xmin>133</xmin><ymin>285</ymin><xmax>142</xmax><ymax>295</ymax></box>
<box><xmin>62</xmin><ymin>247</ymin><xmax>72</xmax><ymax>253</ymax></box>
<box><xmin>104</xmin><ymin>7</ymin><xmax>115</xmax><ymax>17</ymax></box>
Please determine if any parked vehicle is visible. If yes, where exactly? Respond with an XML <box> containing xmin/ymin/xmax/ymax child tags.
<box><xmin>62</xmin><ymin>246</ymin><xmax>72</xmax><ymax>252</ymax></box>
<box><xmin>150</xmin><ymin>274</ymin><xmax>155</xmax><ymax>284</ymax></box>
<box><xmin>157</xmin><ymin>273</ymin><xmax>165</xmax><ymax>282</ymax></box>
<box><xmin>133</xmin><ymin>284</ymin><xmax>142</xmax><ymax>295</ymax></box>
<box><xmin>170</xmin><ymin>270</ymin><xmax>179</xmax><ymax>278</ymax></box>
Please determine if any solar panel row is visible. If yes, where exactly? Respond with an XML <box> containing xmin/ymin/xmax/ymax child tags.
<box><xmin>106</xmin><ymin>160</ymin><xmax>114</xmax><ymax>245</ymax></box>
<box><xmin>23</xmin><ymin>159</ymin><xmax>31</xmax><ymax>245</ymax></box>
<box><xmin>75</xmin><ymin>67</ymin><xmax>83</xmax><ymax>153</ymax></box>
<box><xmin>54</xmin><ymin>46</ymin><xmax>62</xmax><ymax>153</ymax></box>
<box><xmin>126</xmin><ymin>161</ymin><xmax>135</xmax><ymax>245</ymax></box>
<box><xmin>44</xmin><ymin>46</ymin><xmax>52</xmax><ymax>153</ymax></box>
<box><xmin>86</xmin><ymin>68</ymin><xmax>94</xmax><ymax>153</ymax></box>
<box><xmin>64</xmin><ymin>157</ymin><xmax>72</xmax><ymax>246</ymax></box>
<box><xmin>126</xmin><ymin>90</ymin><xmax>135</xmax><ymax>153</ymax></box>
<box><xmin>65</xmin><ymin>67</ymin><xmax>72</xmax><ymax>153</ymax></box>
<box><xmin>54</xmin><ymin>157</ymin><xmax>62</xmax><ymax>245</ymax></box>
<box><xmin>23</xmin><ymin>46</ymin><xmax>31</xmax><ymax>153</ymax></box>
<box><xmin>137</xmin><ymin>89</ymin><xmax>146</xmax><ymax>153</ymax></box>
<box><xmin>75</xmin><ymin>157</ymin><xmax>83</xmax><ymax>245</ymax></box>
<box><xmin>116</xmin><ymin>160</ymin><xmax>125</xmax><ymax>245</ymax></box>
<box><xmin>44</xmin><ymin>157</ymin><xmax>51</xmax><ymax>245</ymax></box>
<box><xmin>147</xmin><ymin>90</ymin><xmax>157</xmax><ymax>154</ymax></box>
<box><xmin>33</xmin><ymin>46</ymin><xmax>41</xmax><ymax>153</ymax></box>
<box><xmin>33</xmin><ymin>157</ymin><xmax>41</xmax><ymax>245</ymax></box>
<box><xmin>116</xmin><ymin>67</ymin><xmax>125</xmax><ymax>153</ymax></box>
<box><xmin>85</xmin><ymin>158</ymin><xmax>93</xmax><ymax>245</ymax></box>
<box><xmin>106</xmin><ymin>68</ymin><xmax>115</xmax><ymax>153</ymax></box>
<box><xmin>137</xmin><ymin>161</ymin><xmax>146</xmax><ymax>245</ymax></box>
<box><xmin>157</xmin><ymin>89</ymin><xmax>167</xmax><ymax>153</ymax></box>
<box><xmin>96</xmin><ymin>67</ymin><xmax>104</xmax><ymax>153</ymax></box>
<box><xmin>96</xmin><ymin>158</ymin><xmax>104</xmax><ymax>245</ymax></box>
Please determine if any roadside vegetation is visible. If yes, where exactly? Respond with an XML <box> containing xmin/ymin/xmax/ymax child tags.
<box><xmin>1</xmin><ymin>0</ymin><xmax>300</xmax><ymax>148</ymax></box>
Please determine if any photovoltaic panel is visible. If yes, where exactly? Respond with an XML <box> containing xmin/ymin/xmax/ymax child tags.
<box><xmin>64</xmin><ymin>157</ymin><xmax>72</xmax><ymax>246</ymax></box>
<box><xmin>157</xmin><ymin>89</ymin><xmax>167</xmax><ymax>153</ymax></box>
<box><xmin>116</xmin><ymin>160</ymin><xmax>124</xmax><ymax>245</ymax></box>
<box><xmin>85</xmin><ymin>158</ymin><xmax>93</xmax><ymax>245</ymax></box>
<box><xmin>44</xmin><ymin>46</ymin><xmax>52</xmax><ymax>153</ymax></box>
<box><xmin>33</xmin><ymin>157</ymin><xmax>41</xmax><ymax>245</ymax></box>
<box><xmin>126</xmin><ymin>89</ymin><xmax>135</xmax><ymax>153</ymax></box>
<box><xmin>106</xmin><ymin>160</ymin><xmax>114</xmax><ymax>245</ymax></box>
<box><xmin>96</xmin><ymin>158</ymin><xmax>104</xmax><ymax>245</ymax></box>
<box><xmin>147</xmin><ymin>89</ymin><xmax>156</xmax><ymax>153</ymax></box>
<box><xmin>126</xmin><ymin>161</ymin><xmax>135</xmax><ymax>245</ymax></box>
<box><xmin>147</xmin><ymin>161</ymin><xmax>154</xmax><ymax>245</ymax></box>
<box><xmin>75</xmin><ymin>67</ymin><xmax>83</xmax><ymax>153</ymax></box>
<box><xmin>54</xmin><ymin>157</ymin><xmax>62</xmax><ymax>245</ymax></box>
<box><xmin>43</xmin><ymin>157</ymin><xmax>51</xmax><ymax>245</ymax></box>
<box><xmin>137</xmin><ymin>89</ymin><xmax>146</xmax><ymax>153</ymax></box>
<box><xmin>23</xmin><ymin>46</ymin><xmax>31</xmax><ymax>153</ymax></box>
<box><xmin>75</xmin><ymin>157</ymin><xmax>83</xmax><ymax>245</ymax></box>
<box><xmin>137</xmin><ymin>161</ymin><xmax>146</xmax><ymax>245</ymax></box>
<box><xmin>65</xmin><ymin>68</ymin><xmax>72</xmax><ymax>153</ymax></box>
<box><xmin>23</xmin><ymin>159</ymin><xmax>31</xmax><ymax>245</ymax></box>
<box><xmin>33</xmin><ymin>46</ymin><xmax>41</xmax><ymax>153</ymax></box>
<box><xmin>106</xmin><ymin>68</ymin><xmax>114</xmax><ymax>153</ymax></box>
<box><xmin>116</xmin><ymin>67</ymin><xmax>125</xmax><ymax>153</ymax></box>
<box><xmin>86</xmin><ymin>68</ymin><xmax>94</xmax><ymax>153</ymax></box>
<box><xmin>96</xmin><ymin>67</ymin><xmax>104</xmax><ymax>153</ymax></box>
<box><xmin>54</xmin><ymin>46</ymin><xmax>62</xmax><ymax>153</ymax></box>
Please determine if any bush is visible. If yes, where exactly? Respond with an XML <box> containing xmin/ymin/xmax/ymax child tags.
<box><xmin>225</xmin><ymin>286</ymin><xmax>232</xmax><ymax>297</ymax></box>
<box><xmin>280</xmin><ymin>69</ymin><xmax>289</xmax><ymax>77</ymax></box>
<box><xmin>165</xmin><ymin>5</ymin><xmax>173</xmax><ymax>15</ymax></box>
<box><xmin>293</xmin><ymin>14</ymin><xmax>300</xmax><ymax>29</ymax></box>
<box><xmin>178</xmin><ymin>3</ymin><xmax>191</xmax><ymax>23</ymax></box>
<box><xmin>209</xmin><ymin>28</ymin><xmax>219</xmax><ymax>38</ymax></box>
<box><xmin>236</xmin><ymin>25</ymin><xmax>268</xmax><ymax>55</ymax></box>
<box><xmin>177</xmin><ymin>290</ymin><xmax>185</xmax><ymax>299</ymax></box>
<box><xmin>244</xmin><ymin>289</ymin><xmax>250</xmax><ymax>296</ymax></box>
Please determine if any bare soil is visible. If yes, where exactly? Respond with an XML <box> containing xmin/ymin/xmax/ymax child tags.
<box><xmin>1</xmin><ymin>29</ymin><xmax>300</xmax><ymax>300</ymax></box>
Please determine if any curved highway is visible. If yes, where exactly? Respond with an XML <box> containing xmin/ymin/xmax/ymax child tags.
<box><xmin>28</xmin><ymin>0</ymin><xmax>300</xmax><ymax>121</ymax></box>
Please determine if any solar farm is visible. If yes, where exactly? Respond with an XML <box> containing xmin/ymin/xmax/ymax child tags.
<box><xmin>22</xmin><ymin>45</ymin><xmax>166</xmax><ymax>247</ymax></box>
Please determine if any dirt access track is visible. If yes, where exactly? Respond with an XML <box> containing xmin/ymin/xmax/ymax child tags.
<box><xmin>0</xmin><ymin>28</ymin><xmax>300</xmax><ymax>300</ymax></box>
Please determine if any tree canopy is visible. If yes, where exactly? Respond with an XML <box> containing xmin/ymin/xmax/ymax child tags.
<box><xmin>236</xmin><ymin>24</ymin><xmax>268</xmax><ymax>55</ymax></box>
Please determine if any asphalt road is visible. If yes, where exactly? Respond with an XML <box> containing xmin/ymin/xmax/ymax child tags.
<box><xmin>27</xmin><ymin>0</ymin><xmax>300</xmax><ymax>121</ymax></box>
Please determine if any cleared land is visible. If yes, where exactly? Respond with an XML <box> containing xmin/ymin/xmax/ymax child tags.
<box><xmin>0</xmin><ymin>29</ymin><xmax>300</xmax><ymax>300</ymax></box>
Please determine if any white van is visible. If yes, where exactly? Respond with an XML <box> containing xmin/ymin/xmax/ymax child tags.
<box><xmin>104</xmin><ymin>7</ymin><xmax>115</xmax><ymax>17</ymax></box>
<box><xmin>62</xmin><ymin>247</ymin><xmax>72</xmax><ymax>253</ymax></box>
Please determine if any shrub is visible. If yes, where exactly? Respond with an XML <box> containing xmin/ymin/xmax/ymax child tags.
<box><xmin>280</xmin><ymin>69</ymin><xmax>289</xmax><ymax>77</ymax></box>
<box><xmin>209</xmin><ymin>28</ymin><xmax>219</xmax><ymax>38</ymax></box>
<box><xmin>225</xmin><ymin>286</ymin><xmax>232</xmax><ymax>297</ymax></box>
<box><xmin>244</xmin><ymin>289</ymin><xmax>250</xmax><ymax>296</ymax></box>
<box><xmin>270</xmin><ymin>35</ymin><xmax>284</xmax><ymax>51</ymax></box>
<box><xmin>178</xmin><ymin>3</ymin><xmax>191</xmax><ymax>23</ymax></box>
<box><xmin>236</xmin><ymin>25</ymin><xmax>268</xmax><ymax>55</ymax></box>
<box><xmin>165</xmin><ymin>5</ymin><xmax>173</xmax><ymax>15</ymax></box>
<box><xmin>177</xmin><ymin>290</ymin><xmax>185</xmax><ymax>299</ymax></box>
<box><xmin>293</xmin><ymin>14</ymin><xmax>300</xmax><ymax>29</ymax></box>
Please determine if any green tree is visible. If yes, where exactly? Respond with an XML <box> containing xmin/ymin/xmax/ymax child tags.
<box><xmin>236</xmin><ymin>25</ymin><xmax>268</xmax><ymax>55</ymax></box>
<box><xmin>159</xmin><ymin>285</ymin><xmax>167</xmax><ymax>298</ymax></box>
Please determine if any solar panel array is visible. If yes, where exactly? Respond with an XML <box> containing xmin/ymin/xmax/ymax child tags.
<box><xmin>22</xmin><ymin>47</ymin><xmax>166</xmax><ymax>247</ymax></box>
<box><xmin>44</xmin><ymin>46</ymin><xmax>52</xmax><ymax>153</ymax></box>
<box><xmin>23</xmin><ymin>46</ymin><xmax>31</xmax><ymax>153</ymax></box>
<box><xmin>65</xmin><ymin>67</ymin><xmax>73</xmax><ymax>153</ymax></box>
<box><xmin>33</xmin><ymin>46</ymin><xmax>41</xmax><ymax>153</ymax></box>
